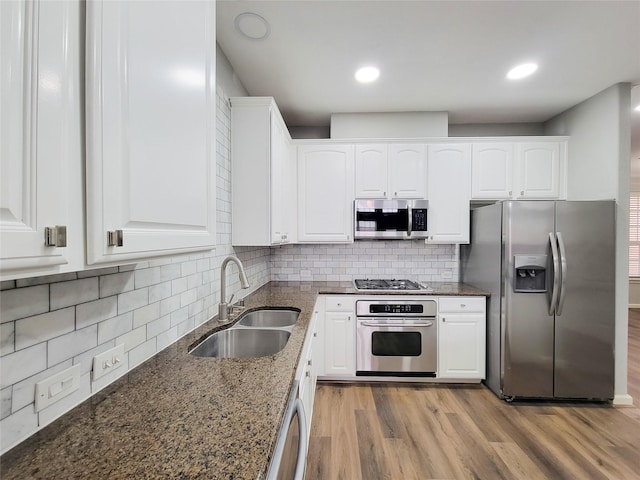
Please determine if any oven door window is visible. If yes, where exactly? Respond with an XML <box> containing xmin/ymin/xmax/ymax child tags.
<box><xmin>371</xmin><ymin>331</ymin><xmax>422</xmax><ymax>356</ymax></box>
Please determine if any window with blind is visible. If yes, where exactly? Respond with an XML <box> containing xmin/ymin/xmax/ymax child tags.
<box><xmin>630</xmin><ymin>194</ymin><xmax>640</xmax><ymax>277</ymax></box>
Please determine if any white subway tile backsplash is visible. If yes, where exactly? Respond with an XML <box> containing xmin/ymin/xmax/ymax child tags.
<box><xmin>76</xmin><ymin>297</ymin><xmax>118</xmax><ymax>329</ymax></box>
<box><xmin>160</xmin><ymin>295</ymin><xmax>181</xmax><ymax>316</ymax></box>
<box><xmin>171</xmin><ymin>277</ymin><xmax>188</xmax><ymax>295</ymax></box>
<box><xmin>133</xmin><ymin>302</ymin><xmax>161</xmax><ymax>328</ymax></box>
<box><xmin>48</xmin><ymin>326</ymin><xmax>98</xmax><ymax>367</ymax></box>
<box><xmin>157</xmin><ymin>326</ymin><xmax>179</xmax><ymax>351</ymax></box>
<box><xmin>97</xmin><ymin>312</ymin><xmax>133</xmax><ymax>345</ymax></box>
<box><xmin>51</xmin><ymin>278</ymin><xmax>99</xmax><ymax>310</ymax></box>
<box><xmin>1</xmin><ymin>343</ymin><xmax>47</xmax><ymax>389</ymax></box>
<box><xmin>99</xmin><ymin>271</ymin><xmax>134</xmax><ymax>298</ymax></box>
<box><xmin>1</xmin><ymin>405</ymin><xmax>38</xmax><ymax>453</ymax></box>
<box><xmin>129</xmin><ymin>338</ymin><xmax>157</xmax><ymax>369</ymax></box>
<box><xmin>146</xmin><ymin>314</ymin><xmax>171</xmax><ymax>339</ymax></box>
<box><xmin>160</xmin><ymin>264</ymin><xmax>181</xmax><ymax>282</ymax></box>
<box><xmin>134</xmin><ymin>267</ymin><xmax>161</xmax><ymax>288</ymax></box>
<box><xmin>0</xmin><ymin>322</ymin><xmax>15</xmax><ymax>356</ymax></box>
<box><xmin>15</xmin><ymin>273</ymin><xmax>77</xmax><ymax>288</ymax></box>
<box><xmin>1</xmin><ymin>387</ymin><xmax>11</xmax><ymax>420</ymax></box>
<box><xmin>149</xmin><ymin>281</ymin><xmax>172</xmax><ymax>305</ymax></box>
<box><xmin>15</xmin><ymin>307</ymin><xmax>75</xmax><ymax>351</ymax></box>
<box><xmin>117</xmin><ymin>325</ymin><xmax>147</xmax><ymax>353</ymax></box>
<box><xmin>117</xmin><ymin>288</ymin><xmax>149</xmax><ymax>314</ymax></box>
<box><xmin>1</xmin><ymin>285</ymin><xmax>49</xmax><ymax>323</ymax></box>
<box><xmin>170</xmin><ymin>307</ymin><xmax>189</xmax><ymax>327</ymax></box>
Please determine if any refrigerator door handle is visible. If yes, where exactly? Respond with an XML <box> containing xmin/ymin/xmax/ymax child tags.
<box><xmin>556</xmin><ymin>231</ymin><xmax>567</xmax><ymax>315</ymax></box>
<box><xmin>549</xmin><ymin>232</ymin><xmax>560</xmax><ymax>316</ymax></box>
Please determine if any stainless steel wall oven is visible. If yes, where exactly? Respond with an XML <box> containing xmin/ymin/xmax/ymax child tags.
<box><xmin>356</xmin><ymin>299</ymin><xmax>437</xmax><ymax>377</ymax></box>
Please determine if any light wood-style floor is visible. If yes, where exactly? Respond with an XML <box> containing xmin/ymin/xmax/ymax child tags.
<box><xmin>306</xmin><ymin>311</ymin><xmax>640</xmax><ymax>480</ymax></box>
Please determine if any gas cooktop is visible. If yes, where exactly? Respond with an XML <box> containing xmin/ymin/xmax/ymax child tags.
<box><xmin>354</xmin><ymin>279</ymin><xmax>423</xmax><ymax>291</ymax></box>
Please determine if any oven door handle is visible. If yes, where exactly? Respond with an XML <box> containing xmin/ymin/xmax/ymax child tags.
<box><xmin>359</xmin><ymin>320</ymin><xmax>434</xmax><ymax>327</ymax></box>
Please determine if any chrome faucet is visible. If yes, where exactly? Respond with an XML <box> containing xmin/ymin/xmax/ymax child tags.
<box><xmin>219</xmin><ymin>255</ymin><xmax>250</xmax><ymax>321</ymax></box>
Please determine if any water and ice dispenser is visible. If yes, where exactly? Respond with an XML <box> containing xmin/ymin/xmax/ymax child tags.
<box><xmin>513</xmin><ymin>255</ymin><xmax>547</xmax><ymax>293</ymax></box>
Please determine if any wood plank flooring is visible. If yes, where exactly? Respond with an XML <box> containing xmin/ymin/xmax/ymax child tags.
<box><xmin>306</xmin><ymin>311</ymin><xmax>640</xmax><ymax>480</ymax></box>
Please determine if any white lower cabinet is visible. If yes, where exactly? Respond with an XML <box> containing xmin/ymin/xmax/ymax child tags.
<box><xmin>437</xmin><ymin>297</ymin><xmax>486</xmax><ymax>380</ymax></box>
<box><xmin>297</xmin><ymin>301</ymin><xmax>322</xmax><ymax>444</ymax></box>
<box><xmin>322</xmin><ymin>296</ymin><xmax>355</xmax><ymax>376</ymax></box>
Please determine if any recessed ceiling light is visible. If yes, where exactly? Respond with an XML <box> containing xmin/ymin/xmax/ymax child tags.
<box><xmin>355</xmin><ymin>66</ymin><xmax>380</xmax><ymax>83</ymax></box>
<box><xmin>234</xmin><ymin>12</ymin><xmax>271</xmax><ymax>40</ymax></box>
<box><xmin>507</xmin><ymin>63</ymin><xmax>538</xmax><ymax>80</ymax></box>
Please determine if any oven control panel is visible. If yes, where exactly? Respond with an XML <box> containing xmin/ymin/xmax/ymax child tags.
<box><xmin>356</xmin><ymin>299</ymin><xmax>437</xmax><ymax>317</ymax></box>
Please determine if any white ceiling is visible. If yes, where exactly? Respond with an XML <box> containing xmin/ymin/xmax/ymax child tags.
<box><xmin>217</xmin><ymin>0</ymin><xmax>640</xmax><ymax>128</ymax></box>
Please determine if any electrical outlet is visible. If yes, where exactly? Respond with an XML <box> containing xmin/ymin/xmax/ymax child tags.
<box><xmin>35</xmin><ymin>364</ymin><xmax>81</xmax><ymax>412</ymax></box>
<box><xmin>92</xmin><ymin>344</ymin><xmax>125</xmax><ymax>382</ymax></box>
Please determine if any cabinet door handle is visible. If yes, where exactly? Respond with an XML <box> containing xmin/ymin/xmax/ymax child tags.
<box><xmin>107</xmin><ymin>230</ymin><xmax>124</xmax><ymax>247</ymax></box>
<box><xmin>44</xmin><ymin>226</ymin><xmax>67</xmax><ymax>247</ymax></box>
<box><xmin>442</xmin><ymin>317</ymin><xmax>446</xmax><ymax>322</ymax></box>
<box><xmin>521</xmin><ymin>190</ymin><xmax>524</xmax><ymax>196</ymax></box>
<box><xmin>509</xmin><ymin>190</ymin><xmax>513</xmax><ymax>196</ymax></box>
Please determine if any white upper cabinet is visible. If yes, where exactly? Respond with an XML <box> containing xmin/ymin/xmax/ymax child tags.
<box><xmin>471</xmin><ymin>143</ymin><xmax>514</xmax><ymax>199</ymax></box>
<box><xmin>426</xmin><ymin>144</ymin><xmax>471</xmax><ymax>244</ymax></box>
<box><xmin>515</xmin><ymin>142</ymin><xmax>562</xmax><ymax>199</ymax></box>
<box><xmin>471</xmin><ymin>140</ymin><xmax>566</xmax><ymax>200</ymax></box>
<box><xmin>354</xmin><ymin>144</ymin><xmax>387</xmax><ymax>198</ymax></box>
<box><xmin>85</xmin><ymin>1</ymin><xmax>216</xmax><ymax>265</ymax></box>
<box><xmin>298</xmin><ymin>144</ymin><xmax>354</xmax><ymax>243</ymax></box>
<box><xmin>1</xmin><ymin>0</ymin><xmax>84</xmax><ymax>279</ymax></box>
<box><xmin>230</xmin><ymin>97</ymin><xmax>295</xmax><ymax>246</ymax></box>
<box><xmin>389</xmin><ymin>144</ymin><xmax>427</xmax><ymax>198</ymax></box>
<box><xmin>354</xmin><ymin>143</ymin><xmax>426</xmax><ymax>199</ymax></box>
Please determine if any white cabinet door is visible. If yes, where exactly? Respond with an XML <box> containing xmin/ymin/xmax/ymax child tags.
<box><xmin>426</xmin><ymin>144</ymin><xmax>471</xmax><ymax>244</ymax></box>
<box><xmin>1</xmin><ymin>0</ymin><xmax>83</xmax><ymax>279</ymax></box>
<box><xmin>438</xmin><ymin>297</ymin><xmax>486</xmax><ymax>380</ymax></box>
<box><xmin>472</xmin><ymin>141</ymin><xmax>565</xmax><ymax>201</ymax></box>
<box><xmin>230</xmin><ymin>97</ymin><xmax>293</xmax><ymax>246</ymax></box>
<box><xmin>324</xmin><ymin>311</ymin><xmax>355</xmax><ymax>375</ymax></box>
<box><xmin>355</xmin><ymin>144</ymin><xmax>387</xmax><ymax>198</ymax></box>
<box><xmin>85</xmin><ymin>1</ymin><xmax>216</xmax><ymax>265</ymax></box>
<box><xmin>298</xmin><ymin>144</ymin><xmax>354</xmax><ymax>243</ymax></box>
<box><xmin>322</xmin><ymin>296</ymin><xmax>355</xmax><ymax>376</ymax></box>
<box><xmin>515</xmin><ymin>142</ymin><xmax>561</xmax><ymax>199</ymax></box>
<box><xmin>388</xmin><ymin>144</ymin><xmax>427</xmax><ymax>198</ymax></box>
<box><xmin>471</xmin><ymin>143</ymin><xmax>514</xmax><ymax>199</ymax></box>
<box><xmin>270</xmin><ymin>112</ymin><xmax>289</xmax><ymax>244</ymax></box>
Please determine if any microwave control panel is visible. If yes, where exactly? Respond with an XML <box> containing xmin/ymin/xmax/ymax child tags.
<box><xmin>412</xmin><ymin>209</ymin><xmax>428</xmax><ymax>231</ymax></box>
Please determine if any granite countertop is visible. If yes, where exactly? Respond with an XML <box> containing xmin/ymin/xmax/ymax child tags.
<box><xmin>0</xmin><ymin>281</ymin><xmax>488</xmax><ymax>479</ymax></box>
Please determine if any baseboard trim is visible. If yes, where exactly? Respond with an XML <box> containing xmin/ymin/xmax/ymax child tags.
<box><xmin>613</xmin><ymin>394</ymin><xmax>634</xmax><ymax>406</ymax></box>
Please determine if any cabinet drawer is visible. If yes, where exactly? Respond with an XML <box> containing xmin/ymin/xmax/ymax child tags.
<box><xmin>324</xmin><ymin>296</ymin><xmax>354</xmax><ymax>312</ymax></box>
<box><xmin>439</xmin><ymin>297</ymin><xmax>485</xmax><ymax>313</ymax></box>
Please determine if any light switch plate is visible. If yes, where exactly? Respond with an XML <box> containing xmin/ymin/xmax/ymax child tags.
<box><xmin>92</xmin><ymin>344</ymin><xmax>125</xmax><ymax>382</ymax></box>
<box><xmin>35</xmin><ymin>364</ymin><xmax>81</xmax><ymax>412</ymax></box>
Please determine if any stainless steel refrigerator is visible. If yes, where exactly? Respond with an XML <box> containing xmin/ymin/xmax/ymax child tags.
<box><xmin>461</xmin><ymin>200</ymin><xmax>615</xmax><ymax>400</ymax></box>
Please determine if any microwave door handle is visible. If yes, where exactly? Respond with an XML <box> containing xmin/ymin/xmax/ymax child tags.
<box><xmin>407</xmin><ymin>204</ymin><xmax>412</xmax><ymax>237</ymax></box>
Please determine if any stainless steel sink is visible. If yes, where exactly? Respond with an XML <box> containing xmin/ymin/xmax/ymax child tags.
<box><xmin>190</xmin><ymin>328</ymin><xmax>291</xmax><ymax>358</ymax></box>
<box><xmin>237</xmin><ymin>309</ymin><xmax>299</xmax><ymax>328</ymax></box>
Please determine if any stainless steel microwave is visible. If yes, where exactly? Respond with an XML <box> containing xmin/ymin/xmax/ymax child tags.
<box><xmin>354</xmin><ymin>199</ymin><xmax>428</xmax><ymax>239</ymax></box>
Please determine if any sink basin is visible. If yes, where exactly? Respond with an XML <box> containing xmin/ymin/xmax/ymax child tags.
<box><xmin>190</xmin><ymin>328</ymin><xmax>291</xmax><ymax>358</ymax></box>
<box><xmin>237</xmin><ymin>309</ymin><xmax>299</xmax><ymax>328</ymax></box>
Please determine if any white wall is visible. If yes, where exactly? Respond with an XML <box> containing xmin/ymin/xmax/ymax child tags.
<box><xmin>449</xmin><ymin>122</ymin><xmax>544</xmax><ymax>137</ymax></box>
<box><xmin>330</xmin><ymin>111</ymin><xmax>448</xmax><ymax>139</ymax></box>
<box><xmin>544</xmin><ymin>82</ymin><xmax>632</xmax><ymax>404</ymax></box>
